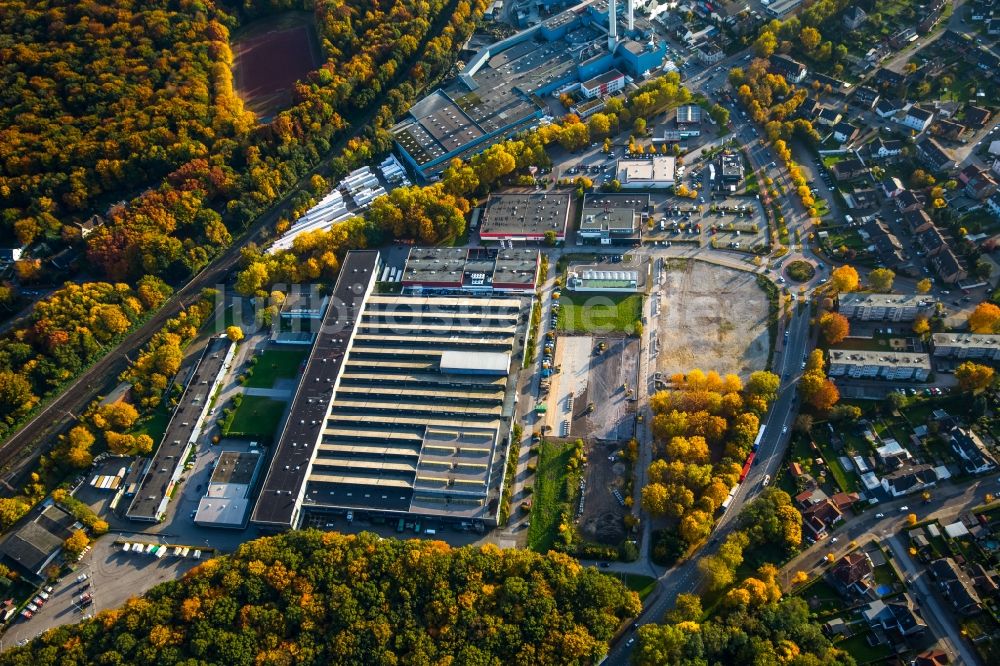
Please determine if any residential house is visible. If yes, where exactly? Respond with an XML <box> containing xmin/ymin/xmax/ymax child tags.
<box><xmin>902</xmin><ymin>106</ymin><xmax>935</xmax><ymax>133</ymax></box>
<box><xmin>797</xmin><ymin>97</ymin><xmax>821</xmax><ymax>122</ymax></box>
<box><xmin>939</xmin><ymin>28</ymin><xmax>973</xmax><ymax>54</ymax></box>
<box><xmin>881</xmin><ymin>464</ymin><xmax>938</xmax><ymax>497</ymax></box>
<box><xmin>930</xmin><ymin>247</ymin><xmax>967</xmax><ymax>284</ymax></box>
<box><xmin>959</xmin><ymin>164</ymin><xmax>999</xmax><ymax>200</ymax></box>
<box><xmin>0</xmin><ymin>246</ymin><xmax>25</xmax><ymax>265</ymax></box>
<box><xmin>917</xmin><ymin>0</ymin><xmax>947</xmax><ymax>34</ymax></box>
<box><xmin>862</xmin><ymin>594</ymin><xmax>927</xmax><ymax>638</ymax></box>
<box><xmin>929</xmin><ymin>99</ymin><xmax>961</xmax><ymax>119</ymax></box>
<box><xmin>904</xmin><ymin>209</ymin><xmax>934</xmax><ymax>235</ymax></box>
<box><xmin>802</xmin><ymin>499</ymin><xmax>844</xmax><ymax>539</ymax></box>
<box><xmin>868</xmin><ymin>220</ymin><xmax>907</xmax><ymax>268</ymax></box>
<box><xmin>843</xmin><ymin>6</ymin><xmax>867</xmax><ymax>30</ymax></box>
<box><xmin>854</xmin><ymin>86</ymin><xmax>880</xmax><ymax>109</ymax></box>
<box><xmin>696</xmin><ymin>41</ymin><xmax>724</xmax><ymax>64</ymax></box>
<box><xmin>830</xmin><ymin>551</ymin><xmax>874</xmax><ymax>597</ymax></box>
<box><xmin>916</xmin><ymin>224</ymin><xmax>947</xmax><ymax>257</ymax></box>
<box><xmin>832</xmin><ymin>491</ymin><xmax>859</xmax><ymax>510</ymax></box>
<box><xmin>816</xmin><ymin>107</ymin><xmax>843</xmax><ymax>127</ymax></box>
<box><xmin>987</xmin><ymin>192</ymin><xmax>1000</xmax><ymax>220</ymax></box>
<box><xmin>916</xmin><ymin>137</ymin><xmax>956</xmax><ymax>172</ymax></box>
<box><xmin>830</xmin><ymin>158</ymin><xmax>869</xmax><ymax>182</ymax></box>
<box><xmin>876</xmin><ymin>439</ymin><xmax>914</xmax><ymax>470</ymax></box>
<box><xmin>875</xmin><ymin>98</ymin><xmax>900</xmax><ymax>119</ymax></box>
<box><xmin>890</xmin><ymin>28</ymin><xmax>917</xmax><ymax>49</ymax></box>
<box><xmin>949</xmin><ymin>427</ymin><xmax>998</xmax><ymax>474</ymax></box>
<box><xmin>896</xmin><ymin>189</ymin><xmax>924</xmax><ymax>213</ymax></box>
<box><xmin>929</xmin><ymin>557</ymin><xmax>982</xmax><ymax>615</ymax></box>
<box><xmin>832</xmin><ymin>121</ymin><xmax>860</xmax><ymax>145</ymax></box>
<box><xmin>869</xmin><ymin>137</ymin><xmax>904</xmax><ymax>160</ymax></box>
<box><xmin>75</xmin><ymin>215</ymin><xmax>102</xmax><ymax>239</ymax></box>
<box><xmin>770</xmin><ymin>54</ymin><xmax>807</xmax><ymax>84</ymax></box>
<box><xmin>913</xmin><ymin>648</ymin><xmax>950</xmax><ymax>666</ymax></box>
<box><xmin>965</xmin><ymin>105</ymin><xmax>992</xmax><ymax>129</ymax></box>
<box><xmin>882</xmin><ymin>176</ymin><xmax>906</xmax><ymax>199</ymax></box>
<box><xmin>976</xmin><ymin>47</ymin><xmax>1000</xmax><ymax>78</ymax></box>
<box><xmin>934</xmin><ymin>118</ymin><xmax>966</xmax><ymax>141</ymax></box>
<box><xmin>847</xmin><ymin>188</ymin><xmax>879</xmax><ymax>211</ymax></box>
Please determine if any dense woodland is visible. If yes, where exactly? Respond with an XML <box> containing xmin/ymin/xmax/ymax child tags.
<box><xmin>634</xmin><ymin>593</ymin><xmax>855</xmax><ymax>666</ymax></box>
<box><xmin>641</xmin><ymin>370</ymin><xmax>781</xmax><ymax>555</ymax></box>
<box><xmin>0</xmin><ymin>0</ymin><xmax>487</xmax><ymax>438</ymax></box>
<box><xmin>0</xmin><ymin>531</ymin><xmax>641</xmax><ymax>665</ymax></box>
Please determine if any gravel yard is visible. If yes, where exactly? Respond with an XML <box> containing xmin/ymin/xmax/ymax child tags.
<box><xmin>654</xmin><ymin>262</ymin><xmax>769</xmax><ymax>379</ymax></box>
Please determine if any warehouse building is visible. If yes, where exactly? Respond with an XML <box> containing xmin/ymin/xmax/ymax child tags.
<box><xmin>838</xmin><ymin>293</ymin><xmax>935</xmax><ymax>322</ymax></box>
<box><xmin>828</xmin><ymin>350</ymin><xmax>931</xmax><ymax>382</ymax></box>
<box><xmin>252</xmin><ymin>250</ymin><xmax>527</xmax><ymax>531</ymax></box>
<box><xmin>479</xmin><ymin>193</ymin><xmax>572</xmax><ymax>242</ymax></box>
<box><xmin>617</xmin><ymin>156</ymin><xmax>676</xmax><ymax>188</ymax></box>
<box><xmin>194</xmin><ymin>451</ymin><xmax>264</xmax><ymax>529</ymax></box>
<box><xmin>0</xmin><ymin>504</ymin><xmax>79</xmax><ymax>582</ymax></box>
<box><xmin>932</xmin><ymin>333</ymin><xmax>1000</xmax><ymax>360</ymax></box>
<box><xmin>578</xmin><ymin>192</ymin><xmax>647</xmax><ymax>243</ymax></box>
<box><xmin>401</xmin><ymin>246</ymin><xmax>540</xmax><ymax>294</ymax></box>
<box><xmin>126</xmin><ymin>337</ymin><xmax>235</xmax><ymax>522</ymax></box>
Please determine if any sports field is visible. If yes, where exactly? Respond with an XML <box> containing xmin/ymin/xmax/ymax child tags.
<box><xmin>232</xmin><ymin>13</ymin><xmax>322</xmax><ymax>120</ymax></box>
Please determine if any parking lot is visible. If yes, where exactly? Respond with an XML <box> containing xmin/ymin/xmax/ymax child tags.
<box><xmin>3</xmin><ymin>535</ymin><xmax>202</xmax><ymax>646</ymax></box>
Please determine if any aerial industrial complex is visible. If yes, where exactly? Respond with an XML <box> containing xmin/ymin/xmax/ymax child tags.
<box><xmin>252</xmin><ymin>250</ymin><xmax>528</xmax><ymax>531</ymax></box>
<box><xmin>392</xmin><ymin>0</ymin><xmax>667</xmax><ymax>180</ymax></box>
<box><xmin>126</xmin><ymin>337</ymin><xmax>235</xmax><ymax>523</ymax></box>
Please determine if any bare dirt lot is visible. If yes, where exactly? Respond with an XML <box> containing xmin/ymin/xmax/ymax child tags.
<box><xmin>233</xmin><ymin>12</ymin><xmax>322</xmax><ymax>120</ymax></box>
<box><xmin>578</xmin><ymin>439</ymin><xmax>628</xmax><ymax>545</ymax></box>
<box><xmin>548</xmin><ymin>335</ymin><xmax>638</xmax><ymax>442</ymax></box>
<box><xmin>654</xmin><ymin>261</ymin><xmax>769</xmax><ymax>379</ymax></box>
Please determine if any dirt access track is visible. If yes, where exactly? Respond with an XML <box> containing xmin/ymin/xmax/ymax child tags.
<box><xmin>653</xmin><ymin>261</ymin><xmax>769</xmax><ymax>379</ymax></box>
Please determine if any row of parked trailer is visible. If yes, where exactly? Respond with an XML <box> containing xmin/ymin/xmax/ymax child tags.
<box><xmin>121</xmin><ymin>542</ymin><xmax>201</xmax><ymax>559</ymax></box>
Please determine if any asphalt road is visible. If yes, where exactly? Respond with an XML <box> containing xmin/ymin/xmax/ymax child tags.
<box><xmin>604</xmin><ymin>303</ymin><xmax>812</xmax><ymax>665</ymax></box>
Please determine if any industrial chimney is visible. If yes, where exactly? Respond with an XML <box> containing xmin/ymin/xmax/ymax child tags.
<box><xmin>608</xmin><ymin>0</ymin><xmax>617</xmax><ymax>52</ymax></box>
<box><xmin>628</xmin><ymin>0</ymin><xmax>633</xmax><ymax>32</ymax></box>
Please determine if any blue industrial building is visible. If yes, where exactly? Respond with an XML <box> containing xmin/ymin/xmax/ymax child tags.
<box><xmin>392</xmin><ymin>1</ymin><xmax>666</xmax><ymax>181</ymax></box>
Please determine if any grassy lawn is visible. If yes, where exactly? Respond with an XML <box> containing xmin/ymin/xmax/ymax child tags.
<box><xmin>132</xmin><ymin>402</ymin><xmax>171</xmax><ymax>444</ymax></box>
<box><xmin>556</xmin><ymin>292</ymin><xmax>643</xmax><ymax>335</ymax></box>
<box><xmin>811</xmin><ymin>427</ymin><xmax>857</xmax><ymax>492</ymax></box>
<box><xmin>834</xmin><ymin>634</ymin><xmax>892</xmax><ymax>664</ymax></box>
<box><xmin>224</xmin><ymin>395</ymin><xmax>286</xmax><ymax>442</ymax></box>
<box><xmin>603</xmin><ymin>573</ymin><xmax>657</xmax><ymax>602</ymax></box>
<box><xmin>245</xmin><ymin>348</ymin><xmax>307</xmax><ymax>388</ymax></box>
<box><xmin>872</xmin><ymin>563</ymin><xmax>900</xmax><ymax>588</ymax></box>
<box><xmin>823</xmin><ymin>226</ymin><xmax>864</xmax><ymax>251</ymax></box>
<box><xmin>796</xmin><ymin>577</ymin><xmax>843</xmax><ymax>614</ymax></box>
<box><xmin>527</xmin><ymin>440</ymin><xmax>577</xmax><ymax>553</ymax></box>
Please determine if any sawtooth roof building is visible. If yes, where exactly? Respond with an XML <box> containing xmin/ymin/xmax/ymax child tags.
<box><xmin>252</xmin><ymin>250</ymin><xmax>528</xmax><ymax>531</ymax></box>
<box><xmin>401</xmin><ymin>246</ymin><xmax>540</xmax><ymax>294</ymax></box>
<box><xmin>392</xmin><ymin>3</ymin><xmax>667</xmax><ymax>180</ymax></box>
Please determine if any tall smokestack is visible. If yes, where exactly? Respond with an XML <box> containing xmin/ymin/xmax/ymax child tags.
<box><xmin>608</xmin><ymin>0</ymin><xmax>617</xmax><ymax>52</ymax></box>
<box><xmin>628</xmin><ymin>0</ymin><xmax>633</xmax><ymax>32</ymax></box>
